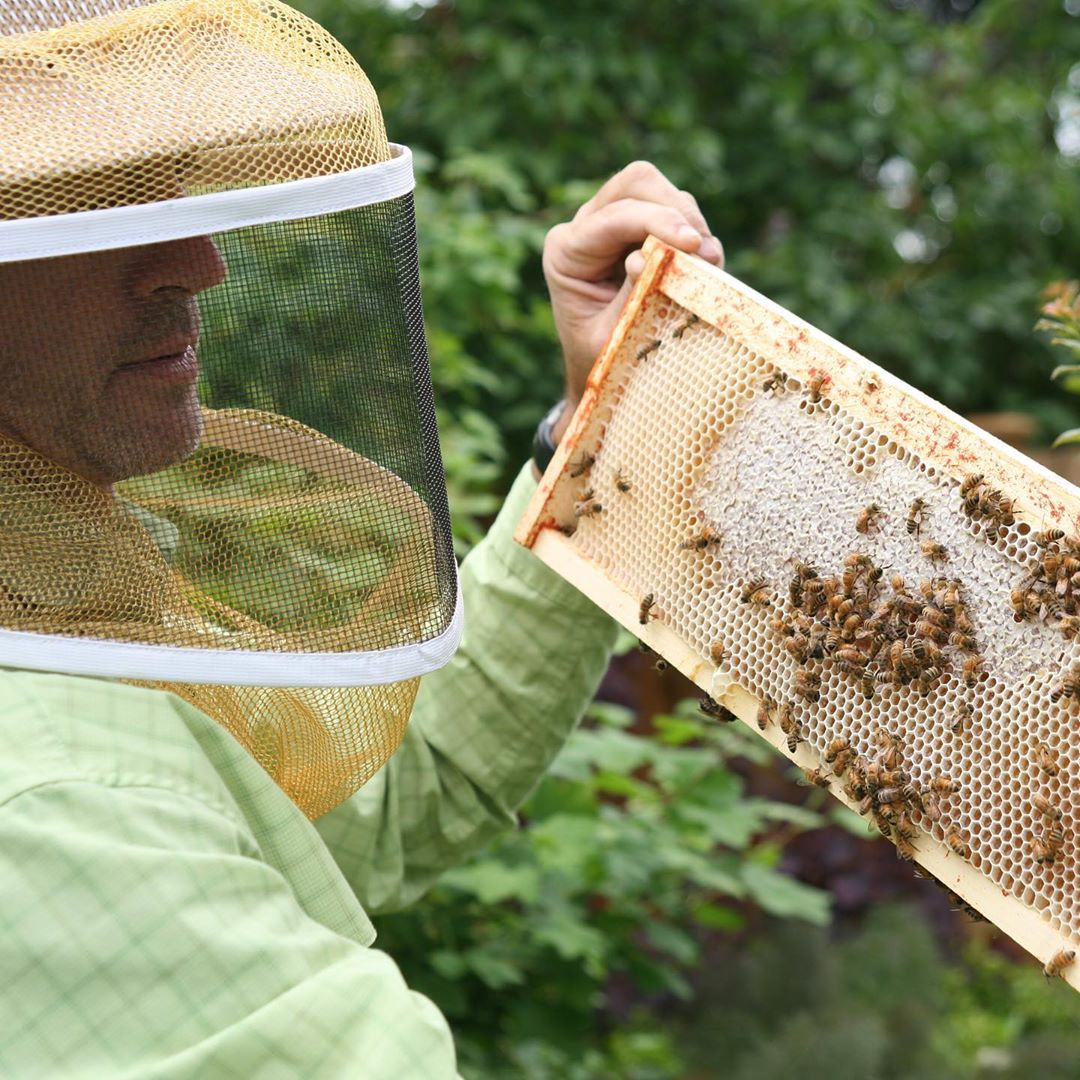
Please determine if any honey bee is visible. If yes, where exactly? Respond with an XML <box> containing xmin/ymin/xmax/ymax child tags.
<box><xmin>574</xmin><ymin>489</ymin><xmax>603</xmax><ymax>517</ymax></box>
<box><xmin>913</xmin><ymin>620</ymin><xmax>946</xmax><ymax>645</ymax></box>
<box><xmin>921</xmin><ymin>541</ymin><xmax>948</xmax><ymax>563</ymax></box>
<box><xmin>1045</xmin><ymin>824</ymin><xmax>1066</xmax><ymax>851</ymax></box>
<box><xmin>801</xmin><ymin>578</ymin><xmax>826</xmax><ymax>614</ymax></box>
<box><xmin>762</xmin><ymin>371</ymin><xmax>790</xmax><ymax>394</ymax></box>
<box><xmin>1051</xmin><ymin>665</ymin><xmax>1080</xmax><ymax>703</ymax></box>
<box><xmin>960</xmin><ymin>473</ymin><xmax>984</xmax><ymax>497</ymax></box>
<box><xmin>777</xmin><ymin>704</ymin><xmax>801</xmax><ymax>752</ymax></box>
<box><xmin>915</xmin><ymin>669</ymin><xmax>941</xmax><ymax>695</ymax></box>
<box><xmin>842</xmin><ymin>552</ymin><xmax>874</xmax><ymax>572</ymax></box>
<box><xmin>939</xmin><ymin>582</ymin><xmax>961</xmax><ymax>615</ymax></box>
<box><xmin>800</xmin><ymin>767</ymin><xmax>831</xmax><ymax>789</ymax></box>
<box><xmin>898</xmin><ymin>781</ymin><xmax>924</xmax><ymax>807</ymax></box>
<box><xmin>947</xmin><ymin>831</ymin><xmax>971</xmax><ymax>859</ymax></box>
<box><xmin>921</xmin><ymin>604</ymin><xmax>948</xmax><ymax>627</ymax></box>
<box><xmin>951</xmin><ymin>703</ymin><xmax>973</xmax><ymax>736</ymax></box>
<box><xmin>1031</xmin><ymin>836</ymin><xmax>1057</xmax><ymax>865</ymax></box>
<box><xmin>921</xmin><ymin>792</ymin><xmax>942</xmax><ymax>822</ymax></box>
<box><xmin>824</xmin><ymin>736</ymin><xmax>850</xmax><ymax>763</ymax></box>
<box><xmin>894</xmin><ymin>835</ymin><xmax>917</xmax><ymax>862</ymax></box>
<box><xmin>949</xmin><ymin>631</ymin><xmax>978</xmax><ymax>652</ymax></box>
<box><xmin>1044</xmin><ymin>949</ymin><xmax>1076</xmax><ymax>980</ymax></box>
<box><xmin>1033</xmin><ymin>794</ymin><xmax>1063</xmax><ymax>821</ymax></box>
<box><xmin>979</xmin><ymin>489</ymin><xmax>1015</xmax><ymax>526</ymax></box>
<box><xmin>709</xmin><ymin>640</ymin><xmax>727</xmax><ymax>666</ymax></box>
<box><xmin>679</xmin><ymin>526</ymin><xmax>721</xmax><ymax>551</ymax></box>
<box><xmin>860</xmin><ymin>671</ymin><xmax>876</xmax><ymax>699</ymax></box>
<box><xmin>1036</xmin><ymin>528</ymin><xmax>1066</xmax><ymax>548</ymax></box>
<box><xmin>881</xmin><ymin>744</ymin><xmax>903</xmax><ymax>772</ymax></box>
<box><xmin>699</xmin><ymin>695</ymin><xmax>736</xmax><ymax>722</ymax></box>
<box><xmin>569</xmin><ymin>452</ymin><xmax>596</xmax><ymax>478</ymax></box>
<box><xmin>906</xmin><ymin>498</ymin><xmax>927</xmax><ymax>538</ymax></box>
<box><xmin>784</xmin><ymin>634</ymin><xmax>810</xmax><ymax>663</ymax></box>
<box><xmin>638</xmin><ymin>593</ymin><xmax>657</xmax><ymax>625</ymax></box>
<box><xmin>873</xmin><ymin>727</ymin><xmax>902</xmax><ymax>753</ymax></box>
<box><xmin>740</xmin><ymin>576</ymin><xmax>772</xmax><ymax>605</ymax></box>
<box><xmin>672</xmin><ymin>313</ymin><xmax>700</xmax><ymax>339</ymax></box>
<box><xmin>930</xmin><ymin>775</ymin><xmax>958</xmax><ymax>797</ymax></box>
<box><xmin>1035</xmin><ymin>741</ymin><xmax>1060</xmax><ymax>778</ymax></box>
<box><xmin>912</xmin><ymin>638</ymin><xmax>942</xmax><ymax>666</ymax></box>
<box><xmin>806</xmin><ymin>373</ymin><xmax>829</xmax><ymax>403</ymax></box>
<box><xmin>832</xmin><ymin>748</ymin><xmax>854</xmax><ymax>777</ymax></box>
<box><xmin>855</xmin><ymin>504</ymin><xmax>883</xmax><ymax>535</ymax></box>
<box><xmin>613</xmin><ymin>471</ymin><xmax>632</xmax><ymax>493</ymax></box>
<box><xmin>843</xmin><ymin>777</ymin><xmax>865</xmax><ymax>803</ymax></box>
<box><xmin>875</xmin><ymin>786</ymin><xmax>903</xmax><ymax>805</ymax></box>
<box><xmin>835</xmin><ymin>645</ymin><xmax>864</xmax><ymax>667</ymax></box>
<box><xmin>636</xmin><ymin>338</ymin><xmax>661</xmax><ymax>361</ymax></box>
<box><xmin>961</xmin><ymin>656</ymin><xmax>983</xmax><ymax>687</ymax></box>
<box><xmin>756</xmin><ymin>699</ymin><xmax>772</xmax><ymax>731</ymax></box>
<box><xmin>894</xmin><ymin>811</ymin><xmax>916</xmax><ymax>841</ymax></box>
<box><xmin>842</xmin><ymin>613</ymin><xmax>863</xmax><ymax>637</ymax></box>
<box><xmin>880</xmin><ymin>767</ymin><xmax>910</xmax><ymax>787</ymax></box>
<box><xmin>1010</xmin><ymin>588</ymin><xmax>1040</xmax><ymax>621</ymax></box>
<box><xmin>794</xmin><ymin>667</ymin><xmax>821</xmax><ymax>702</ymax></box>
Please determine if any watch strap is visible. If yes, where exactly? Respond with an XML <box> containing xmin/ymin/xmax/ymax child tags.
<box><xmin>532</xmin><ymin>399</ymin><xmax>568</xmax><ymax>475</ymax></box>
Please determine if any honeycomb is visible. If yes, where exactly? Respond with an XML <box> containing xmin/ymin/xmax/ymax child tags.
<box><xmin>517</xmin><ymin>238</ymin><xmax>1080</xmax><ymax>987</ymax></box>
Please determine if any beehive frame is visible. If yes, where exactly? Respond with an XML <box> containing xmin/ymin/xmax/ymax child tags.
<box><xmin>516</xmin><ymin>237</ymin><xmax>1080</xmax><ymax>988</ymax></box>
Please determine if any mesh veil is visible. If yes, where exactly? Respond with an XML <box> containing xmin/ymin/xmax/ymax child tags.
<box><xmin>0</xmin><ymin>0</ymin><xmax>459</xmax><ymax>818</ymax></box>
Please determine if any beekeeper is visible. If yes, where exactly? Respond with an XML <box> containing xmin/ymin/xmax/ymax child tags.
<box><xmin>0</xmin><ymin>0</ymin><xmax>722</xmax><ymax>1073</ymax></box>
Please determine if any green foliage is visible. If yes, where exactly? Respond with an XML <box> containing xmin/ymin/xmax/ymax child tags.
<box><xmin>1035</xmin><ymin>280</ymin><xmax>1080</xmax><ymax>445</ymax></box>
<box><xmin>372</xmin><ymin>702</ymin><xmax>829</xmax><ymax>1078</ymax></box>
<box><xmin>673</xmin><ymin>905</ymin><xmax>1080</xmax><ymax>1080</ymax></box>
<box><xmin>302</xmin><ymin>0</ymin><xmax>1080</xmax><ymax>528</ymax></box>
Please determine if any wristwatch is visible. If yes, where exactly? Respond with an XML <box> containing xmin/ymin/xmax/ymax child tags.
<box><xmin>532</xmin><ymin>399</ymin><xmax>568</xmax><ymax>476</ymax></box>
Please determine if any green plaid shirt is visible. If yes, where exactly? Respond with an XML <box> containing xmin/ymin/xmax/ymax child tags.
<box><xmin>0</xmin><ymin>465</ymin><xmax>617</xmax><ymax>1078</ymax></box>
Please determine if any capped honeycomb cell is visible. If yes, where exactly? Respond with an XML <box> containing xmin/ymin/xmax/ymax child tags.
<box><xmin>517</xmin><ymin>238</ymin><xmax>1080</xmax><ymax>992</ymax></box>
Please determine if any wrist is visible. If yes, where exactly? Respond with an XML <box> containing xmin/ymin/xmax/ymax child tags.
<box><xmin>550</xmin><ymin>397</ymin><xmax>578</xmax><ymax>446</ymax></box>
<box><xmin>532</xmin><ymin>399</ymin><xmax>568</xmax><ymax>477</ymax></box>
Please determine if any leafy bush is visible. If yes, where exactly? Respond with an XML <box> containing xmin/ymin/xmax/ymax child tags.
<box><xmin>303</xmin><ymin>0</ymin><xmax>1080</xmax><ymax>517</ymax></box>
<box><xmin>1036</xmin><ymin>280</ymin><xmax>1080</xmax><ymax>445</ymax></box>
<box><xmin>373</xmin><ymin>698</ymin><xmax>829</xmax><ymax>1078</ymax></box>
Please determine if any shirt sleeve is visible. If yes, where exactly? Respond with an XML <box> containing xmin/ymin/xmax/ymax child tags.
<box><xmin>316</xmin><ymin>462</ymin><xmax>619</xmax><ymax>914</ymax></box>
<box><xmin>0</xmin><ymin>779</ymin><xmax>459</xmax><ymax>1079</ymax></box>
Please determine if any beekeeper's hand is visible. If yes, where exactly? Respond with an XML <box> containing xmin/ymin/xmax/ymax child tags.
<box><xmin>542</xmin><ymin>161</ymin><xmax>723</xmax><ymax>442</ymax></box>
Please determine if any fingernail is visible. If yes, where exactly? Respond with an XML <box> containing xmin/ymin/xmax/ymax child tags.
<box><xmin>700</xmin><ymin>236</ymin><xmax>723</xmax><ymax>262</ymax></box>
<box><xmin>677</xmin><ymin>225</ymin><xmax>702</xmax><ymax>247</ymax></box>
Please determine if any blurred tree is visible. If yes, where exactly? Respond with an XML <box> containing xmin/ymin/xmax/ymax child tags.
<box><xmin>302</xmin><ymin>0</ymin><xmax>1080</xmax><ymax>516</ymax></box>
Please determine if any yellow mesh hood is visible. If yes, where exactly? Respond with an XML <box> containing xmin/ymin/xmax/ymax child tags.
<box><xmin>0</xmin><ymin>0</ymin><xmax>392</xmax><ymax>217</ymax></box>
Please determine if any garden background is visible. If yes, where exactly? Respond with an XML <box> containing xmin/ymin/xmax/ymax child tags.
<box><xmin>294</xmin><ymin>0</ymin><xmax>1080</xmax><ymax>1075</ymax></box>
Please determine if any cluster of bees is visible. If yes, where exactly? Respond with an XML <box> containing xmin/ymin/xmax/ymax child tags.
<box><xmin>568</xmin><ymin>453</ymin><xmax>634</xmax><ymax>530</ymax></box>
<box><xmin>770</xmin><ymin>545</ymin><xmax>982</xmax><ymax>707</ymax></box>
<box><xmin>791</xmin><ymin>725</ymin><xmax>966</xmax><ymax>865</ymax></box>
<box><xmin>1011</xmin><ymin>524</ymin><xmax>1080</xmax><ymax>649</ymax></box>
<box><xmin>1028</xmin><ymin>735</ymin><xmax>1067</xmax><ymax>872</ymax></box>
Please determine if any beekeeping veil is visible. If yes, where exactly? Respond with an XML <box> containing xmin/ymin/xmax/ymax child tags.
<box><xmin>0</xmin><ymin>0</ymin><xmax>460</xmax><ymax>818</ymax></box>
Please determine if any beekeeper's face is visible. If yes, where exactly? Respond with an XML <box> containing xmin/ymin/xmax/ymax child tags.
<box><xmin>0</xmin><ymin>236</ymin><xmax>226</xmax><ymax>487</ymax></box>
